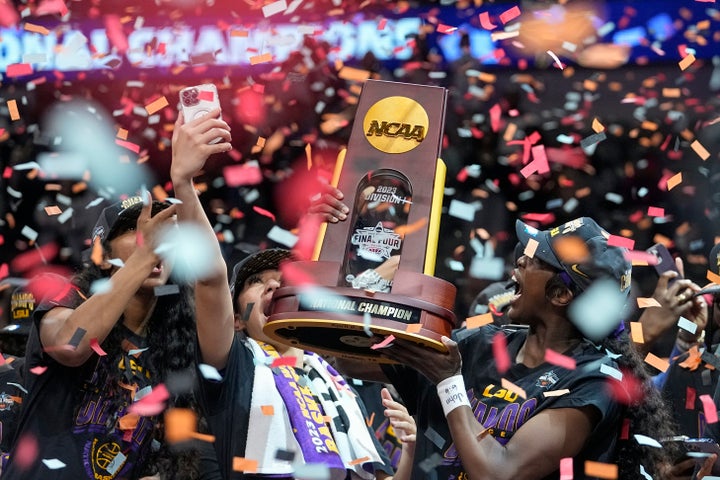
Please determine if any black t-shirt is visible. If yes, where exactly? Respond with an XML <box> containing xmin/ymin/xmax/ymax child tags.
<box><xmin>197</xmin><ymin>335</ymin><xmax>393</xmax><ymax>480</ymax></box>
<box><xmin>661</xmin><ymin>349</ymin><xmax>720</xmax><ymax>439</ymax></box>
<box><xmin>2</xmin><ymin>288</ymin><xmax>158</xmax><ymax>480</ymax></box>
<box><xmin>0</xmin><ymin>355</ymin><xmax>25</xmax><ymax>452</ymax></box>
<box><xmin>382</xmin><ymin>325</ymin><xmax>623</xmax><ymax>480</ymax></box>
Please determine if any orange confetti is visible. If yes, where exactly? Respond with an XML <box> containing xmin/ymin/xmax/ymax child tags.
<box><xmin>230</xmin><ymin>29</ymin><xmax>249</xmax><ymax>37</ymax></box>
<box><xmin>338</xmin><ymin>66</ymin><xmax>372</xmax><ymax>82</ymax></box>
<box><xmin>349</xmin><ymin>456</ymin><xmax>370</xmax><ymax>466</ymax></box>
<box><xmin>165</xmin><ymin>408</ymin><xmax>197</xmax><ymax>443</ymax></box>
<box><xmin>500</xmin><ymin>378</ymin><xmax>526</xmax><ymax>399</ymax></box>
<box><xmin>7</xmin><ymin>100</ymin><xmax>19</xmax><ymax>121</ymax></box>
<box><xmin>151</xmin><ymin>185</ymin><xmax>168</xmax><ymax>202</ymax></box>
<box><xmin>630</xmin><ymin>322</ymin><xmax>644</xmax><ymax>344</ymax></box>
<box><xmin>23</xmin><ymin>23</ymin><xmax>49</xmax><ymax>35</ymax></box>
<box><xmin>636</xmin><ymin>297</ymin><xmax>661</xmax><ymax>308</ymax></box>
<box><xmin>691</xmin><ymin>140</ymin><xmax>711</xmax><ymax>160</ymax></box>
<box><xmin>662</xmin><ymin>88</ymin><xmax>681</xmax><ymax>98</ymax></box>
<box><xmin>666</xmin><ymin>172</ymin><xmax>683</xmax><ymax>191</ymax></box>
<box><xmin>118</xmin><ymin>412</ymin><xmax>140</xmax><ymax>431</ymax></box>
<box><xmin>261</xmin><ymin>405</ymin><xmax>274</xmax><ymax>416</ymax></box>
<box><xmin>145</xmin><ymin>96</ymin><xmax>169</xmax><ymax>115</ymax></box>
<box><xmin>405</xmin><ymin>323</ymin><xmax>423</xmax><ymax>333</ymax></box>
<box><xmin>708</xmin><ymin>270</ymin><xmax>720</xmax><ymax>285</ymax></box>
<box><xmin>644</xmin><ymin>353</ymin><xmax>669</xmax><ymax>373</ymax></box>
<box><xmin>117</xmin><ymin>128</ymin><xmax>129</xmax><ymax>140</ymax></box>
<box><xmin>592</xmin><ymin>118</ymin><xmax>605</xmax><ymax>133</ymax></box>
<box><xmin>90</xmin><ymin>236</ymin><xmax>104</xmax><ymax>266</ymax></box>
<box><xmin>232</xmin><ymin>457</ymin><xmax>258</xmax><ymax>473</ymax></box>
<box><xmin>523</xmin><ymin>238</ymin><xmax>539</xmax><ymax>258</ymax></box>
<box><xmin>249</xmin><ymin>53</ymin><xmax>273</xmax><ymax>65</ymax></box>
<box><xmin>305</xmin><ymin>143</ymin><xmax>312</xmax><ymax>170</ymax></box>
<box><xmin>679</xmin><ymin>346</ymin><xmax>702</xmax><ymax>371</ymax></box>
<box><xmin>552</xmin><ymin>236</ymin><xmax>590</xmax><ymax>263</ymax></box>
<box><xmin>584</xmin><ymin>461</ymin><xmax>618</xmax><ymax>479</ymax></box>
<box><xmin>465</xmin><ymin>313</ymin><xmax>494</xmax><ymax>329</ymax></box>
<box><xmin>44</xmin><ymin>206</ymin><xmax>62</xmax><ymax>216</ymax></box>
<box><xmin>679</xmin><ymin>53</ymin><xmax>696</xmax><ymax>71</ymax></box>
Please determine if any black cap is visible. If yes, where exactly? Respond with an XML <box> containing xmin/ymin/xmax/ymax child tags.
<box><xmin>515</xmin><ymin>217</ymin><xmax>632</xmax><ymax>296</ymax></box>
<box><xmin>710</xmin><ymin>243</ymin><xmax>720</xmax><ymax>276</ymax></box>
<box><xmin>89</xmin><ymin>195</ymin><xmax>146</xmax><ymax>245</ymax></box>
<box><xmin>229</xmin><ymin>249</ymin><xmax>293</xmax><ymax>310</ymax></box>
<box><xmin>82</xmin><ymin>196</ymin><xmax>171</xmax><ymax>263</ymax></box>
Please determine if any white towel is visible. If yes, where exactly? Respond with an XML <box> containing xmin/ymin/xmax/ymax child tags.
<box><xmin>303</xmin><ymin>352</ymin><xmax>383</xmax><ymax>480</ymax></box>
<box><xmin>244</xmin><ymin>339</ymin><xmax>300</xmax><ymax>475</ymax></box>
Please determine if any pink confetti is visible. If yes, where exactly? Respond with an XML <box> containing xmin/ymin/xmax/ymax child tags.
<box><xmin>545</xmin><ymin>348</ymin><xmax>577</xmax><ymax>370</ymax></box>
<box><xmin>6</xmin><ymin>63</ymin><xmax>33</xmax><ymax>78</ymax></box>
<box><xmin>686</xmin><ymin>386</ymin><xmax>696</xmax><ymax>410</ymax></box>
<box><xmin>607</xmin><ymin>235</ymin><xmax>635</xmax><ymax>250</ymax></box>
<box><xmin>647</xmin><ymin>206</ymin><xmax>665</xmax><ymax>217</ymax></box>
<box><xmin>623</xmin><ymin>250</ymin><xmax>658</xmax><ymax>265</ymax></box>
<box><xmin>3</xmin><ymin>166</ymin><xmax>11</xmax><ymax>178</ymax></box>
<box><xmin>370</xmin><ymin>335</ymin><xmax>396</xmax><ymax>350</ymax></box>
<box><xmin>104</xmin><ymin>14</ymin><xmax>129</xmax><ymax>55</ymax></box>
<box><xmin>377</xmin><ymin>18</ymin><xmax>387</xmax><ymax>31</ymax></box>
<box><xmin>478</xmin><ymin>12</ymin><xmax>497</xmax><ymax>30</ymax></box>
<box><xmin>90</xmin><ymin>338</ymin><xmax>107</xmax><ymax>356</ymax></box>
<box><xmin>270</xmin><ymin>356</ymin><xmax>297</xmax><ymax>368</ymax></box>
<box><xmin>489</xmin><ymin>104</ymin><xmax>502</xmax><ymax>132</ymax></box>
<box><xmin>30</xmin><ymin>366</ymin><xmax>48</xmax><ymax>375</ymax></box>
<box><xmin>0</xmin><ymin>263</ymin><xmax>7</xmax><ymax>281</ymax></box>
<box><xmin>521</xmin><ymin>213</ymin><xmax>555</xmax><ymax>225</ymax></box>
<box><xmin>499</xmin><ymin>6</ymin><xmax>521</xmax><ymax>24</ymax></box>
<box><xmin>700</xmin><ymin>394</ymin><xmax>718</xmax><ymax>423</ymax></box>
<box><xmin>128</xmin><ymin>384</ymin><xmax>170</xmax><ymax>416</ymax></box>
<box><xmin>198</xmin><ymin>90</ymin><xmax>215</xmax><ymax>102</ymax></box>
<box><xmin>223</xmin><ymin>163</ymin><xmax>263</xmax><ymax>187</ymax></box>
<box><xmin>279</xmin><ymin>262</ymin><xmax>315</xmax><ymax>286</ymax></box>
<box><xmin>252</xmin><ymin>206</ymin><xmax>276</xmax><ymax>222</ymax></box>
<box><xmin>436</xmin><ymin>24</ymin><xmax>457</xmax><ymax>34</ymax></box>
<box><xmin>115</xmin><ymin>139</ymin><xmax>140</xmax><ymax>154</ymax></box>
<box><xmin>492</xmin><ymin>332</ymin><xmax>510</xmax><ymax>374</ymax></box>
<box><xmin>560</xmin><ymin>457</ymin><xmax>573</xmax><ymax>480</ymax></box>
<box><xmin>13</xmin><ymin>433</ymin><xmax>38</xmax><ymax>470</ymax></box>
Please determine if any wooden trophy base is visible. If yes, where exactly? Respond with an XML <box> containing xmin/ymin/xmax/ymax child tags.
<box><xmin>264</xmin><ymin>262</ymin><xmax>457</xmax><ymax>364</ymax></box>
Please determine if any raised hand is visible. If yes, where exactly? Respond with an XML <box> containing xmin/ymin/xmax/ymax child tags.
<box><xmin>171</xmin><ymin>108</ymin><xmax>232</xmax><ymax>182</ymax></box>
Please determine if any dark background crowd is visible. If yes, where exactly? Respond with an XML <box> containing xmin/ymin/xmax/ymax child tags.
<box><xmin>1</xmin><ymin>0</ymin><xmax>720</xmax><ymax>325</ymax></box>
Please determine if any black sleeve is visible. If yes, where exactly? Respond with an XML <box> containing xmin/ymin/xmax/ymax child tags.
<box><xmin>380</xmin><ymin>363</ymin><xmax>421</xmax><ymax>416</ymax></box>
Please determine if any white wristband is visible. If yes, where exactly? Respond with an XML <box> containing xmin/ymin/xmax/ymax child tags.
<box><xmin>437</xmin><ymin>374</ymin><xmax>470</xmax><ymax>417</ymax></box>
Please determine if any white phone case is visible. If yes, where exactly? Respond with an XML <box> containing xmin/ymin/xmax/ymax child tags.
<box><xmin>179</xmin><ymin>83</ymin><xmax>222</xmax><ymax>144</ymax></box>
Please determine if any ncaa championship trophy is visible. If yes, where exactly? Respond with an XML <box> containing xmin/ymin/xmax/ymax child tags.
<box><xmin>264</xmin><ymin>79</ymin><xmax>457</xmax><ymax>363</ymax></box>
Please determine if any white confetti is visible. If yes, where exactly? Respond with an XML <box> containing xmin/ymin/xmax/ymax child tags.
<box><xmin>600</xmin><ymin>363</ymin><xmax>623</xmax><ymax>381</ymax></box>
<box><xmin>568</xmin><ymin>279</ymin><xmax>625</xmax><ymax>342</ymax></box>
<box><xmin>634</xmin><ymin>434</ymin><xmax>662</xmax><ymax>448</ymax></box>
<box><xmin>677</xmin><ymin>316</ymin><xmax>698</xmax><ymax>335</ymax></box>
<box><xmin>41</xmin><ymin>458</ymin><xmax>66</xmax><ymax>469</ymax></box>
<box><xmin>198</xmin><ymin>363</ymin><xmax>223</xmax><ymax>381</ymax></box>
<box><xmin>262</xmin><ymin>0</ymin><xmax>287</xmax><ymax>17</ymax></box>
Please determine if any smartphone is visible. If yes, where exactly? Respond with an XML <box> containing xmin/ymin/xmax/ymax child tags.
<box><xmin>684</xmin><ymin>438</ymin><xmax>720</xmax><ymax>475</ymax></box>
<box><xmin>647</xmin><ymin>243</ymin><xmax>681</xmax><ymax>281</ymax></box>
<box><xmin>179</xmin><ymin>83</ymin><xmax>222</xmax><ymax>144</ymax></box>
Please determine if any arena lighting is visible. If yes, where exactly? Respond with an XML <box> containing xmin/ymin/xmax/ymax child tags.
<box><xmin>0</xmin><ymin>16</ymin><xmax>422</xmax><ymax>72</ymax></box>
